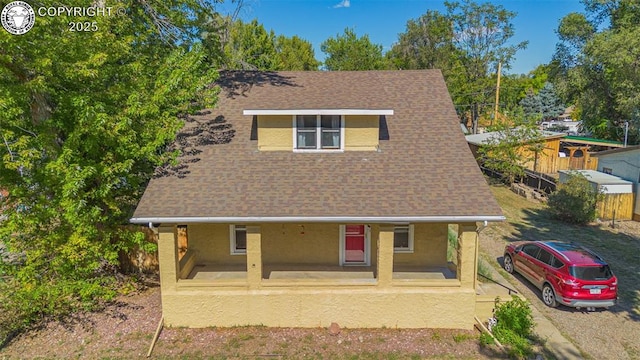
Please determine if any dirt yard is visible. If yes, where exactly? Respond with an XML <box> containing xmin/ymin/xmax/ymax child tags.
<box><xmin>0</xmin><ymin>279</ymin><xmax>504</xmax><ymax>359</ymax></box>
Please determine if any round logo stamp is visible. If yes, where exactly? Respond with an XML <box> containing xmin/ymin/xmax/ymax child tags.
<box><xmin>1</xmin><ymin>1</ymin><xmax>35</xmax><ymax>35</ymax></box>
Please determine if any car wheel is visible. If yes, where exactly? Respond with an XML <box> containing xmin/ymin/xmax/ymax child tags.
<box><xmin>542</xmin><ymin>284</ymin><xmax>558</xmax><ymax>308</ymax></box>
<box><xmin>503</xmin><ymin>255</ymin><xmax>514</xmax><ymax>274</ymax></box>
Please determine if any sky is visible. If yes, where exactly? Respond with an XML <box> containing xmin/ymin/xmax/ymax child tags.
<box><xmin>223</xmin><ymin>0</ymin><xmax>585</xmax><ymax>75</ymax></box>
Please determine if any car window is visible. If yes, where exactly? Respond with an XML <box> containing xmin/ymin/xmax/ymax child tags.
<box><xmin>569</xmin><ymin>265</ymin><xmax>613</xmax><ymax>280</ymax></box>
<box><xmin>550</xmin><ymin>256</ymin><xmax>564</xmax><ymax>269</ymax></box>
<box><xmin>521</xmin><ymin>244</ymin><xmax>540</xmax><ymax>258</ymax></box>
<box><xmin>536</xmin><ymin>249</ymin><xmax>553</xmax><ymax>265</ymax></box>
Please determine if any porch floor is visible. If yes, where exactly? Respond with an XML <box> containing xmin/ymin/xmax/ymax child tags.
<box><xmin>186</xmin><ymin>263</ymin><xmax>456</xmax><ymax>280</ymax></box>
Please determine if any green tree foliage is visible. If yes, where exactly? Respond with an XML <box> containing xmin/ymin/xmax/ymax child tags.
<box><xmin>552</xmin><ymin>0</ymin><xmax>640</xmax><ymax>143</ymax></box>
<box><xmin>445</xmin><ymin>0</ymin><xmax>528</xmax><ymax>132</ymax></box>
<box><xmin>321</xmin><ymin>27</ymin><xmax>388</xmax><ymax>70</ymax></box>
<box><xmin>0</xmin><ymin>0</ymin><xmax>217</xmax><ymax>344</ymax></box>
<box><xmin>212</xmin><ymin>19</ymin><xmax>319</xmax><ymax>71</ymax></box>
<box><xmin>386</xmin><ymin>10</ymin><xmax>459</xmax><ymax>71</ymax></box>
<box><xmin>275</xmin><ymin>35</ymin><xmax>321</xmax><ymax>71</ymax></box>
<box><xmin>547</xmin><ymin>172</ymin><xmax>603</xmax><ymax>224</ymax></box>
<box><xmin>223</xmin><ymin>19</ymin><xmax>280</xmax><ymax>70</ymax></box>
<box><xmin>477</xmin><ymin>111</ymin><xmax>544</xmax><ymax>184</ymax></box>
<box><xmin>387</xmin><ymin>0</ymin><xmax>527</xmax><ymax>132</ymax></box>
<box><xmin>520</xmin><ymin>82</ymin><xmax>565</xmax><ymax>121</ymax></box>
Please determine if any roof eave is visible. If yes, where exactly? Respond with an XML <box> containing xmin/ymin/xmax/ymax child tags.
<box><xmin>130</xmin><ymin>215</ymin><xmax>506</xmax><ymax>225</ymax></box>
<box><xmin>243</xmin><ymin>109</ymin><xmax>394</xmax><ymax>116</ymax></box>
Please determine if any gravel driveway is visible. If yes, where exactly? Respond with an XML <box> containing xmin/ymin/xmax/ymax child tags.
<box><xmin>480</xmin><ymin>186</ymin><xmax>640</xmax><ymax>360</ymax></box>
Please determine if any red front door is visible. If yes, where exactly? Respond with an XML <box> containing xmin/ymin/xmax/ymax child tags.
<box><xmin>345</xmin><ymin>225</ymin><xmax>365</xmax><ymax>263</ymax></box>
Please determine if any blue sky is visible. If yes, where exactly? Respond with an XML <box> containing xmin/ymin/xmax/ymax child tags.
<box><xmin>225</xmin><ymin>0</ymin><xmax>585</xmax><ymax>75</ymax></box>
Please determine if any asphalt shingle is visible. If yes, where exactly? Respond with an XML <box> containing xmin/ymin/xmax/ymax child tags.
<box><xmin>132</xmin><ymin>70</ymin><xmax>503</xmax><ymax>221</ymax></box>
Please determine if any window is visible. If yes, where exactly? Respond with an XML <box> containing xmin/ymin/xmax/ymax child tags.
<box><xmin>603</xmin><ymin>167</ymin><xmax>612</xmax><ymax>174</ymax></box>
<box><xmin>230</xmin><ymin>225</ymin><xmax>247</xmax><ymax>255</ymax></box>
<box><xmin>536</xmin><ymin>249</ymin><xmax>552</xmax><ymax>265</ymax></box>
<box><xmin>393</xmin><ymin>225</ymin><xmax>414</xmax><ymax>253</ymax></box>
<box><xmin>294</xmin><ymin>115</ymin><xmax>343</xmax><ymax>150</ymax></box>
<box><xmin>521</xmin><ymin>244</ymin><xmax>540</xmax><ymax>258</ymax></box>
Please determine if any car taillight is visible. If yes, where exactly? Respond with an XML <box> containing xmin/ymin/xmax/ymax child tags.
<box><xmin>562</xmin><ymin>278</ymin><xmax>581</xmax><ymax>289</ymax></box>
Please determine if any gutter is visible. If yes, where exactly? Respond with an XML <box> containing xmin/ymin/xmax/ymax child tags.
<box><xmin>131</xmin><ymin>215</ymin><xmax>506</xmax><ymax>225</ymax></box>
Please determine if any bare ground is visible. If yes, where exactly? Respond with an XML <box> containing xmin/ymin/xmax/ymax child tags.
<box><xmin>0</xmin><ymin>278</ymin><xmax>504</xmax><ymax>360</ymax></box>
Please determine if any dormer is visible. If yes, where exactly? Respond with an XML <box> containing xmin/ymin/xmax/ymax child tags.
<box><xmin>243</xmin><ymin>109</ymin><xmax>394</xmax><ymax>152</ymax></box>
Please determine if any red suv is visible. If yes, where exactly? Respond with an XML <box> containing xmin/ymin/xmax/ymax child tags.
<box><xmin>503</xmin><ymin>241</ymin><xmax>617</xmax><ymax>309</ymax></box>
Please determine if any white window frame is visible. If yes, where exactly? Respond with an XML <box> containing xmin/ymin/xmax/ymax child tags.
<box><xmin>339</xmin><ymin>224</ymin><xmax>371</xmax><ymax>266</ymax></box>
<box><xmin>293</xmin><ymin>115</ymin><xmax>345</xmax><ymax>152</ymax></box>
<box><xmin>393</xmin><ymin>225</ymin><xmax>414</xmax><ymax>253</ymax></box>
<box><xmin>229</xmin><ymin>225</ymin><xmax>247</xmax><ymax>255</ymax></box>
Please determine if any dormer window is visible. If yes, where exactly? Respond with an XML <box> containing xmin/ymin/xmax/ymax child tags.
<box><xmin>294</xmin><ymin>115</ymin><xmax>343</xmax><ymax>151</ymax></box>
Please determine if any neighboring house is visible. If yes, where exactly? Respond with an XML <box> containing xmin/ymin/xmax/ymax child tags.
<box><xmin>465</xmin><ymin>131</ymin><xmax>624</xmax><ymax>176</ymax></box>
<box><xmin>131</xmin><ymin>70</ymin><xmax>504</xmax><ymax>330</ymax></box>
<box><xmin>466</xmin><ymin>130</ymin><xmax>566</xmax><ymax>174</ymax></box>
<box><xmin>592</xmin><ymin>146</ymin><xmax>640</xmax><ymax>221</ymax></box>
<box><xmin>558</xmin><ymin>170</ymin><xmax>634</xmax><ymax>220</ymax></box>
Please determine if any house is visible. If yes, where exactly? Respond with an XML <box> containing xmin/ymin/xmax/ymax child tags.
<box><xmin>558</xmin><ymin>170</ymin><xmax>634</xmax><ymax>220</ymax></box>
<box><xmin>592</xmin><ymin>145</ymin><xmax>640</xmax><ymax>221</ymax></box>
<box><xmin>466</xmin><ymin>130</ymin><xmax>566</xmax><ymax>174</ymax></box>
<box><xmin>130</xmin><ymin>70</ymin><xmax>505</xmax><ymax>330</ymax></box>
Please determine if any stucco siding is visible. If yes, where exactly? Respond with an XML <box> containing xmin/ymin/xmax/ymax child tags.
<box><xmin>394</xmin><ymin>223</ymin><xmax>448</xmax><ymax>267</ymax></box>
<box><xmin>261</xmin><ymin>223</ymin><xmax>342</xmax><ymax>265</ymax></box>
<box><xmin>257</xmin><ymin>115</ymin><xmax>293</xmax><ymax>151</ymax></box>
<box><xmin>188</xmin><ymin>224</ymin><xmax>246</xmax><ymax>265</ymax></box>
<box><xmin>161</xmin><ymin>287</ymin><xmax>476</xmax><ymax>329</ymax></box>
<box><xmin>344</xmin><ymin>115</ymin><xmax>379</xmax><ymax>151</ymax></box>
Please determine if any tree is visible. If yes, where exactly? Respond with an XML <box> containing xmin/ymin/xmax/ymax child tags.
<box><xmin>321</xmin><ymin>28</ymin><xmax>388</xmax><ymax>70</ymax></box>
<box><xmin>387</xmin><ymin>1</ymin><xmax>527</xmax><ymax>132</ymax></box>
<box><xmin>519</xmin><ymin>89</ymin><xmax>542</xmax><ymax>120</ymax></box>
<box><xmin>477</xmin><ymin>110</ymin><xmax>544</xmax><ymax>184</ymax></box>
<box><xmin>548</xmin><ymin>172</ymin><xmax>603</xmax><ymax>224</ymax></box>
<box><xmin>519</xmin><ymin>82</ymin><xmax>564</xmax><ymax>121</ymax></box>
<box><xmin>223</xmin><ymin>19</ymin><xmax>279</xmax><ymax>70</ymax></box>
<box><xmin>275</xmin><ymin>35</ymin><xmax>320</xmax><ymax>70</ymax></box>
<box><xmin>445</xmin><ymin>0</ymin><xmax>528</xmax><ymax>133</ymax></box>
<box><xmin>387</xmin><ymin>10</ymin><xmax>459</xmax><ymax>71</ymax></box>
<box><xmin>551</xmin><ymin>0</ymin><xmax>640</xmax><ymax>144</ymax></box>
<box><xmin>0</xmin><ymin>0</ymin><xmax>217</xmax><ymax>343</ymax></box>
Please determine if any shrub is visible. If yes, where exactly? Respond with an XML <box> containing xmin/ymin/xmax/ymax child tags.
<box><xmin>547</xmin><ymin>172</ymin><xmax>603</xmax><ymax>224</ymax></box>
<box><xmin>491</xmin><ymin>296</ymin><xmax>535</xmax><ymax>359</ymax></box>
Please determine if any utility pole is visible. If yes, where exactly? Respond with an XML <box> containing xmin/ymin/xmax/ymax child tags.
<box><xmin>624</xmin><ymin>121</ymin><xmax>629</xmax><ymax>147</ymax></box>
<box><xmin>493</xmin><ymin>62</ymin><xmax>502</xmax><ymax>127</ymax></box>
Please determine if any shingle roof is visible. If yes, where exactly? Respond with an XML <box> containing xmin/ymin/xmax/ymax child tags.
<box><xmin>131</xmin><ymin>70</ymin><xmax>503</xmax><ymax>223</ymax></box>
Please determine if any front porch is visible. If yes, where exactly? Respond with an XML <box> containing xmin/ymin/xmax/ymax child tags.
<box><xmin>157</xmin><ymin>222</ymin><xmax>481</xmax><ymax>329</ymax></box>
<box><xmin>184</xmin><ymin>262</ymin><xmax>456</xmax><ymax>281</ymax></box>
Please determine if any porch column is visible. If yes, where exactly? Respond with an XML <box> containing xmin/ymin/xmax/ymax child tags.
<box><xmin>457</xmin><ymin>223</ymin><xmax>479</xmax><ymax>289</ymax></box>
<box><xmin>377</xmin><ymin>226</ymin><xmax>394</xmax><ymax>287</ymax></box>
<box><xmin>158</xmin><ymin>225</ymin><xmax>179</xmax><ymax>292</ymax></box>
<box><xmin>246</xmin><ymin>226</ymin><xmax>262</xmax><ymax>289</ymax></box>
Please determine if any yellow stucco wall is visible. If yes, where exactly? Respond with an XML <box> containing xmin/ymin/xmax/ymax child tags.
<box><xmin>261</xmin><ymin>223</ymin><xmax>341</xmax><ymax>265</ymax></box>
<box><xmin>161</xmin><ymin>287</ymin><xmax>477</xmax><ymax>329</ymax></box>
<box><xmin>256</xmin><ymin>115</ymin><xmax>379</xmax><ymax>151</ymax></box>
<box><xmin>344</xmin><ymin>115</ymin><xmax>379</xmax><ymax>151</ymax></box>
<box><xmin>158</xmin><ymin>223</ymin><xmax>480</xmax><ymax>329</ymax></box>
<box><xmin>393</xmin><ymin>223</ymin><xmax>448</xmax><ymax>267</ymax></box>
<box><xmin>257</xmin><ymin>115</ymin><xmax>293</xmax><ymax>151</ymax></box>
<box><xmin>187</xmin><ymin>224</ymin><xmax>246</xmax><ymax>265</ymax></box>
